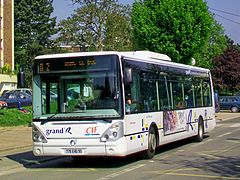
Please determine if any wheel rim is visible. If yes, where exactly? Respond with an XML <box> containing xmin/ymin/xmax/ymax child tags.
<box><xmin>149</xmin><ymin>131</ymin><xmax>157</xmax><ymax>153</ymax></box>
<box><xmin>199</xmin><ymin>123</ymin><xmax>203</xmax><ymax>139</ymax></box>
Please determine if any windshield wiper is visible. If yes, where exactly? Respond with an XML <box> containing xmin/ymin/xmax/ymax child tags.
<box><xmin>40</xmin><ymin>114</ymin><xmax>114</xmax><ymax>125</ymax></box>
<box><xmin>41</xmin><ymin>111</ymin><xmax>59</xmax><ymax>125</ymax></box>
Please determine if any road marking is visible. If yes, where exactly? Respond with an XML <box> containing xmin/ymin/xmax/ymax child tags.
<box><xmin>150</xmin><ymin>171</ymin><xmax>240</xmax><ymax>180</ymax></box>
<box><xmin>97</xmin><ymin>164</ymin><xmax>145</xmax><ymax>180</ymax></box>
<box><xmin>29</xmin><ymin>168</ymin><xmax>96</xmax><ymax>172</ymax></box>
<box><xmin>177</xmin><ymin>149</ymin><xmax>185</xmax><ymax>152</ymax></box>
<box><xmin>198</xmin><ymin>152</ymin><xmax>221</xmax><ymax>160</ymax></box>
<box><xmin>230</xmin><ymin>123</ymin><xmax>240</xmax><ymax>127</ymax></box>
<box><xmin>197</xmin><ymin>143</ymin><xmax>240</xmax><ymax>159</ymax></box>
<box><xmin>154</xmin><ymin>154</ymin><xmax>171</xmax><ymax>160</ymax></box>
<box><xmin>216</xmin><ymin>124</ymin><xmax>224</xmax><ymax>127</ymax></box>
<box><xmin>227</xmin><ymin>140</ymin><xmax>240</xmax><ymax>144</ymax></box>
<box><xmin>189</xmin><ymin>138</ymin><xmax>214</xmax><ymax>148</ymax></box>
<box><xmin>201</xmin><ymin>138</ymin><xmax>214</xmax><ymax>144</ymax></box>
<box><xmin>217</xmin><ymin>132</ymin><xmax>232</xmax><ymax>138</ymax></box>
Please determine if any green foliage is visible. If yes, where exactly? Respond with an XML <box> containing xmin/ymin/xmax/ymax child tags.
<box><xmin>56</xmin><ymin>0</ymin><xmax>133</xmax><ymax>51</ymax></box>
<box><xmin>194</xmin><ymin>20</ymin><xmax>227</xmax><ymax>69</ymax></box>
<box><xmin>104</xmin><ymin>3</ymin><xmax>133</xmax><ymax>51</ymax></box>
<box><xmin>1</xmin><ymin>64</ymin><xmax>13</xmax><ymax>75</ymax></box>
<box><xmin>0</xmin><ymin>107</ymin><xmax>32</xmax><ymax>127</ymax></box>
<box><xmin>132</xmin><ymin>0</ymin><xmax>213</xmax><ymax>64</ymax></box>
<box><xmin>14</xmin><ymin>0</ymin><xmax>57</xmax><ymax>87</ymax></box>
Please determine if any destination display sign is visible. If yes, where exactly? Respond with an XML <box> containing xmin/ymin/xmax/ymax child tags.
<box><xmin>34</xmin><ymin>55</ymin><xmax>117</xmax><ymax>74</ymax></box>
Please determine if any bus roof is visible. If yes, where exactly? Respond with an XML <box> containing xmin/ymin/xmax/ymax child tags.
<box><xmin>35</xmin><ymin>51</ymin><xmax>171</xmax><ymax>60</ymax></box>
<box><xmin>35</xmin><ymin>51</ymin><xmax>119</xmax><ymax>59</ymax></box>
<box><xmin>35</xmin><ymin>51</ymin><xmax>209</xmax><ymax>73</ymax></box>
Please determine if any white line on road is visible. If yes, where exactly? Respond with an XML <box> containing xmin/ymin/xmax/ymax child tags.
<box><xmin>97</xmin><ymin>164</ymin><xmax>145</xmax><ymax>180</ymax></box>
<box><xmin>216</xmin><ymin>124</ymin><xmax>224</xmax><ymax>127</ymax></box>
<box><xmin>217</xmin><ymin>132</ymin><xmax>232</xmax><ymax>138</ymax></box>
<box><xmin>230</xmin><ymin>123</ymin><xmax>240</xmax><ymax>128</ymax></box>
<box><xmin>150</xmin><ymin>171</ymin><xmax>240</xmax><ymax>180</ymax></box>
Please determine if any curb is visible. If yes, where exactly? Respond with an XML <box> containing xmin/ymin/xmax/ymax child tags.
<box><xmin>0</xmin><ymin>156</ymin><xmax>61</xmax><ymax>176</ymax></box>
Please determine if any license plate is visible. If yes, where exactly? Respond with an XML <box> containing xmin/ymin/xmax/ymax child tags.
<box><xmin>65</xmin><ymin>149</ymin><xmax>83</xmax><ymax>154</ymax></box>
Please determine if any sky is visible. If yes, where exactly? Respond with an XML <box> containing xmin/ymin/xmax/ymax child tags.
<box><xmin>52</xmin><ymin>0</ymin><xmax>240</xmax><ymax>44</ymax></box>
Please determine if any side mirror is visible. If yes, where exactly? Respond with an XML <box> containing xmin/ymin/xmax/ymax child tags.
<box><xmin>124</xmin><ymin>68</ymin><xmax>133</xmax><ymax>85</ymax></box>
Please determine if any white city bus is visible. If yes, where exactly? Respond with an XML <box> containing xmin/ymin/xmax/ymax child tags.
<box><xmin>32</xmin><ymin>51</ymin><xmax>216</xmax><ymax>159</ymax></box>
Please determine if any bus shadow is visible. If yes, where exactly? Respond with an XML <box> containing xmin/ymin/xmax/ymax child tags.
<box><xmin>152</xmin><ymin>136</ymin><xmax>240</xmax><ymax>177</ymax></box>
<box><xmin>153</xmin><ymin>149</ymin><xmax>240</xmax><ymax>178</ymax></box>
<box><xmin>155</xmin><ymin>135</ymin><xmax>210</xmax><ymax>155</ymax></box>
<box><xmin>6</xmin><ymin>135</ymin><xmax>210</xmax><ymax>169</ymax></box>
<box><xmin>183</xmin><ymin>155</ymin><xmax>240</xmax><ymax>177</ymax></box>
<box><xmin>6</xmin><ymin>151</ymin><xmax>143</xmax><ymax>169</ymax></box>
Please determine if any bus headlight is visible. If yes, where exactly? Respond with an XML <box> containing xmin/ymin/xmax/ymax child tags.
<box><xmin>32</xmin><ymin>124</ymin><xmax>47</xmax><ymax>143</ymax></box>
<box><xmin>100</xmin><ymin>122</ymin><xmax>123</xmax><ymax>142</ymax></box>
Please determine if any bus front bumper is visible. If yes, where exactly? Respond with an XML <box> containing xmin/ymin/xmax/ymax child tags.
<box><xmin>33</xmin><ymin>138</ymin><xmax>127</xmax><ymax>157</ymax></box>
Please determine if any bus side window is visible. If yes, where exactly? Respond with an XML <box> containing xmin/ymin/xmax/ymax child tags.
<box><xmin>184</xmin><ymin>80</ymin><xmax>195</xmax><ymax>108</ymax></box>
<box><xmin>194</xmin><ymin>80</ymin><xmax>203</xmax><ymax>107</ymax></box>
<box><xmin>141</xmin><ymin>80</ymin><xmax>157</xmax><ymax>112</ymax></box>
<box><xmin>172</xmin><ymin>81</ymin><xmax>184</xmax><ymax>109</ymax></box>
<box><xmin>124</xmin><ymin>69</ymin><xmax>142</xmax><ymax>114</ymax></box>
<box><xmin>140</xmin><ymin>72</ymin><xmax>158</xmax><ymax>112</ymax></box>
<box><xmin>158</xmin><ymin>79</ymin><xmax>170</xmax><ymax>110</ymax></box>
<box><xmin>202</xmin><ymin>81</ymin><xmax>212</xmax><ymax>106</ymax></box>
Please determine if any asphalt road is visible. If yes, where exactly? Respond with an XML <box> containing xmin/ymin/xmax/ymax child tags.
<box><xmin>0</xmin><ymin>117</ymin><xmax>240</xmax><ymax>180</ymax></box>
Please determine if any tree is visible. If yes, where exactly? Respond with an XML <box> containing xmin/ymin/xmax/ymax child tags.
<box><xmin>104</xmin><ymin>3</ymin><xmax>133</xmax><ymax>51</ymax></box>
<box><xmin>132</xmin><ymin>0</ymin><xmax>213</xmax><ymax>64</ymax></box>
<box><xmin>212</xmin><ymin>41</ymin><xmax>240</xmax><ymax>95</ymax></box>
<box><xmin>56</xmin><ymin>0</ymin><xmax>133</xmax><ymax>51</ymax></box>
<box><xmin>194</xmin><ymin>19</ymin><xmax>227</xmax><ymax>69</ymax></box>
<box><xmin>14</xmin><ymin>0</ymin><xmax>56</xmax><ymax>87</ymax></box>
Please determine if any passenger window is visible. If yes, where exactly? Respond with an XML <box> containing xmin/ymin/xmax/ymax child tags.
<box><xmin>194</xmin><ymin>80</ymin><xmax>203</xmax><ymax>107</ymax></box>
<box><xmin>141</xmin><ymin>77</ymin><xmax>157</xmax><ymax>112</ymax></box>
<box><xmin>172</xmin><ymin>81</ymin><xmax>185</xmax><ymax>109</ymax></box>
<box><xmin>158</xmin><ymin>78</ymin><xmax>170</xmax><ymax>110</ymax></box>
<box><xmin>202</xmin><ymin>81</ymin><xmax>212</xmax><ymax>106</ymax></box>
<box><xmin>184</xmin><ymin>80</ymin><xmax>194</xmax><ymax>108</ymax></box>
<box><xmin>124</xmin><ymin>70</ymin><xmax>142</xmax><ymax>114</ymax></box>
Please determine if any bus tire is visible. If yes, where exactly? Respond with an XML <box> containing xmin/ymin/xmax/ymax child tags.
<box><xmin>144</xmin><ymin>126</ymin><xmax>157</xmax><ymax>159</ymax></box>
<box><xmin>195</xmin><ymin>118</ymin><xmax>204</xmax><ymax>142</ymax></box>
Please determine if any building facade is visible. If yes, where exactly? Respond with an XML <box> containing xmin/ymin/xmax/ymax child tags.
<box><xmin>0</xmin><ymin>0</ymin><xmax>16</xmax><ymax>95</ymax></box>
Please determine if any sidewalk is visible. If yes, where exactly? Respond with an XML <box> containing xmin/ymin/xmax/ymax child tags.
<box><xmin>0</xmin><ymin>126</ymin><xmax>32</xmax><ymax>155</ymax></box>
<box><xmin>0</xmin><ymin>112</ymin><xmax>240</xmax><ymax>155</ymax></box>
<box><xmin>215</xmin><ymin>111</ymin><xmax>240</xmax><ymax>121</ymax></box>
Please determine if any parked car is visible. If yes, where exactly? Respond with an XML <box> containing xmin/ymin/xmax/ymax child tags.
<box><xmin>1</xmin><ymin>88</ymin><xmax>32</xmax><ymax>97</ymax></box>
<box><xmin>0</xmin><ymin>100</ymin><xmax>8</xmax><ymax>109</ymax></box>
<box><xmin>219</xmin><ymin>96</ymin><xmax>240</xmax><ymax>112</ymax></box>
<box><xmin>12</xmin><ymin>88</ymin><xmax>32</xmax><ymax>96</ymax></box>
<box><xmin>1</xmin><ymin>90</ymin><xmax>9</xmax><ymax>96</ymax></box>
<box><xmin>0</xmin><ymin>92</ymin><xmax>32</xmax><ymax>108</ymax></box>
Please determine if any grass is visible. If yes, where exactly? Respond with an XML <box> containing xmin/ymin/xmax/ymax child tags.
<box><xmin>0</xmin><ymin>107</ymin><xmax>32</xmax><ymax>127</ymax></box>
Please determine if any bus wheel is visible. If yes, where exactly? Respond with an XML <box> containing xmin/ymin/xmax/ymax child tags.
<box><xmin>195</xmin><ymin>119</ymin><xmax>204</xmax><ymax>142</ymax></box>
<box><xmin>144</xmin><ymin>126</ymin><xmax>157</xmax><ymax>159</ymax></box>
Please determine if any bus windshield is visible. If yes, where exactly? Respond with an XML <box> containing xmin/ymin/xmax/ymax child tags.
<box><xmin>34</xmin><ymin>55</ymin><xmax>122</xmax><ymax>119</ymax></box>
